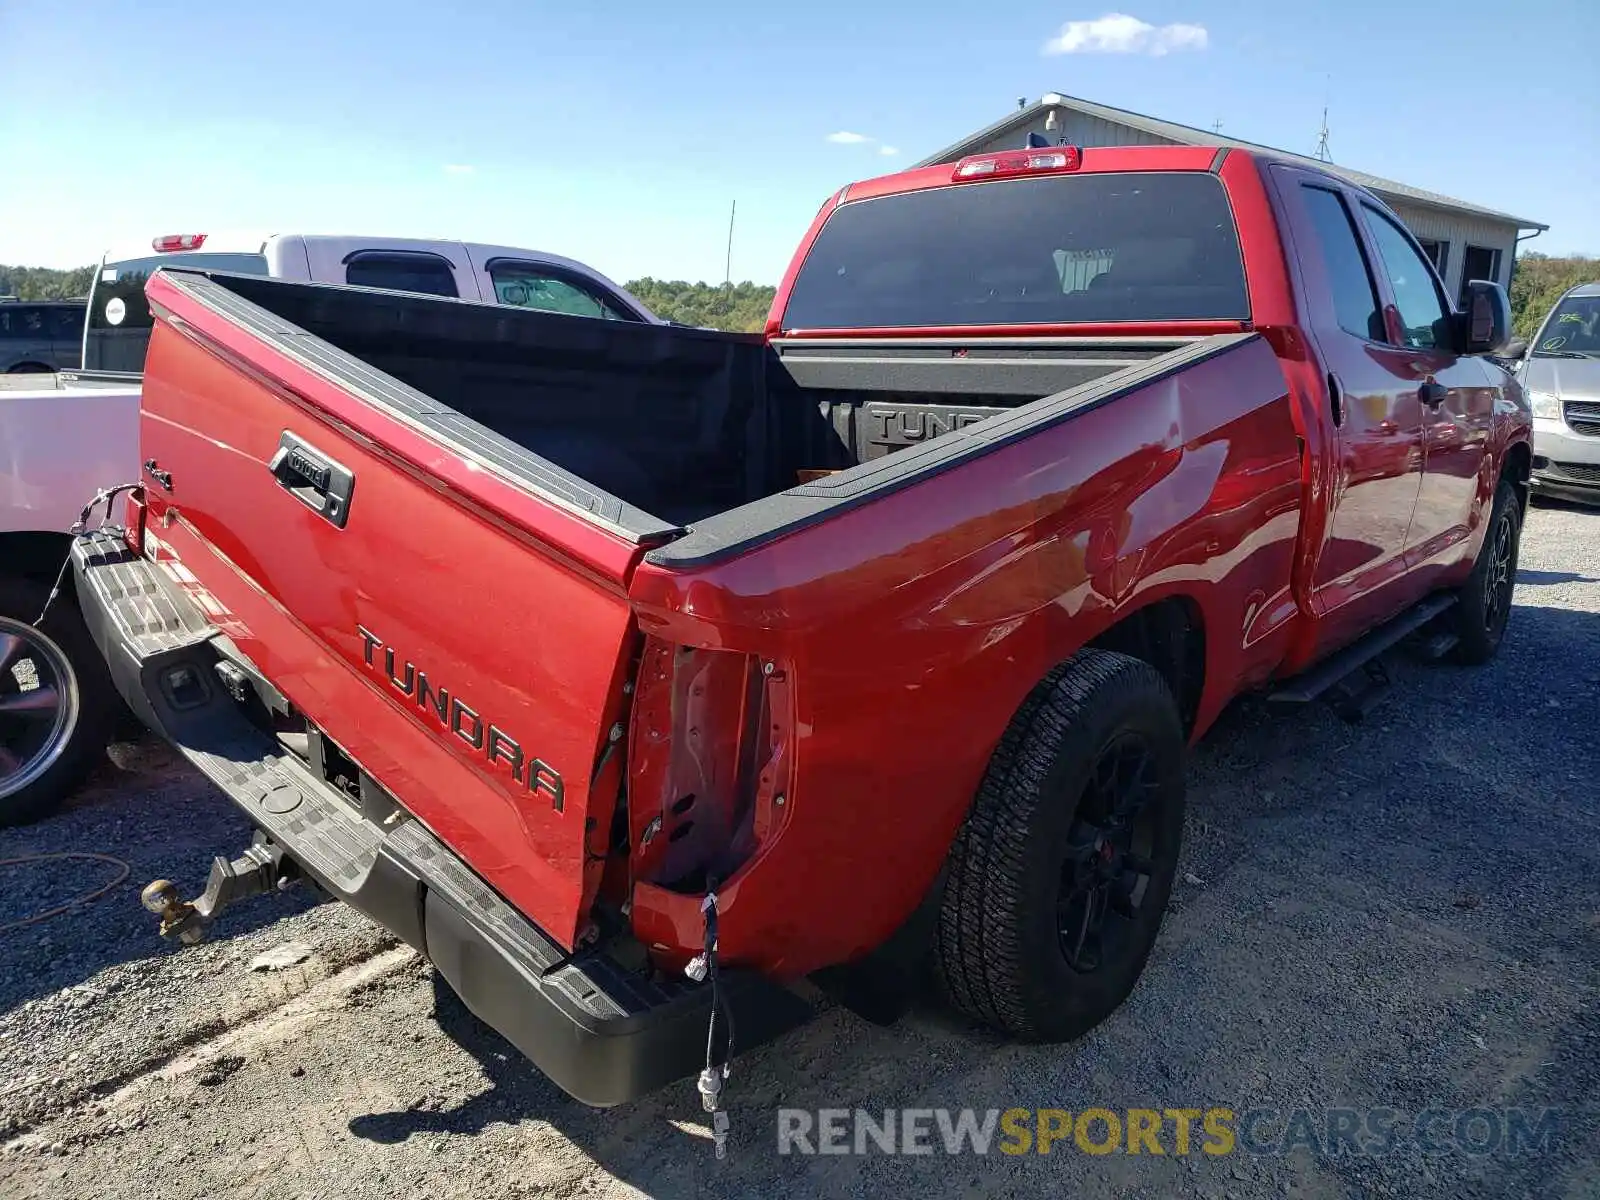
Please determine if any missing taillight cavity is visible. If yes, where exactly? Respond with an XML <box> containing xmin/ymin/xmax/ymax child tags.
<box><xmin>626</xmin><ymin>641</ymin><xmax>794</xmax><ymax>895</ymax></box>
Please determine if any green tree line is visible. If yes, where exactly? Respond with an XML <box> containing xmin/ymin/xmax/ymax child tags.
<box><xmin>0</xmin><ymin>263</ymin><xmax>96</xmax><ymax>301</ymax></box>
<box><xmin>623</xmin><ymin>279</ymin><xmax>776</xmax><ymax>332</ymax></box>
<box><xmin>7</xmin><ymin>257</ymin><xmax>1595</xmax><ymax>338</ymax></box>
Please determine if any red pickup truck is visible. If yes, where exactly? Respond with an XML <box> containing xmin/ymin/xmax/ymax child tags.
<box><xmin>71</xmin><ymin>144</ymin><xmax>1529</xmax><ymax>1108</ymax></box>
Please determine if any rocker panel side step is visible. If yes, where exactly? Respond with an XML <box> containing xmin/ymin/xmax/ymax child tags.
<box><xmin>1269</xmin><ymin>592</ymin><xmax>1456</xmax><ymax>705</ymax></box>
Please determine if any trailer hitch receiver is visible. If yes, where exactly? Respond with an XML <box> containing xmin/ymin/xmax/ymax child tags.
<box><xmin>141</xmin><ymin>839</ymin><xmax>298</xmax><ymax>944</ymax></box>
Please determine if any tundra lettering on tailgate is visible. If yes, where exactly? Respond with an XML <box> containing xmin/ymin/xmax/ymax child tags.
<box><xmin>357</xmin><ymin>626</ymin><xmax>565</xmax><ymax>810</ymax></box>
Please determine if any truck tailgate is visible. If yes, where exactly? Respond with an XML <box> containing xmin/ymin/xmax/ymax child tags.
<box><xmin>136</xmin><ymin>270</ymin><xmax>643</xmax><ymax>947</ymax></box>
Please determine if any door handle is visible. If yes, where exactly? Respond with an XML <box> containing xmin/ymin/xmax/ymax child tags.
<box><xmin>1419</xmin><ymin>380</ymin><xmax>1450</xmax><ymax>409</ymax></box>
<box><xmin>268</xmin><ymin>431</ymin><xmax>355</xmax><ymax>528</ymax></box>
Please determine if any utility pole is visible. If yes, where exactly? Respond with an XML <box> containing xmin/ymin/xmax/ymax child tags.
<box><xmin>724</xmin><ymin>199</ymin><xmax>736</xmax><ymax>286</ymax></box>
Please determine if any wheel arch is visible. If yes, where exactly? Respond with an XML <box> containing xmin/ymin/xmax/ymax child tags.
<box><xmin>1084</xmin><ymin>594</ymin><xmax>1207</xmax><ymax>736</ymax></box>
<box><xmin>1501</xmin><ymin>438</ymin><xmax>1532</xmax><ymax>514</ymax></box>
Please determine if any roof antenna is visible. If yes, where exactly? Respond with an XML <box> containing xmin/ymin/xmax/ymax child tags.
<box><xmin>1211</xmin><ymin>118</ymin><xmax>1223</xmax><ymax>135</ymax></box>
<box><xmin>1017</xmin><ymin>96</ymin><xmax>1027</xmax><ymax>110</ymax></box>
<box><xmin>1314</xmin><ymin>75</ymin><xmax>1332</xmax><ymax>162</ymax></box>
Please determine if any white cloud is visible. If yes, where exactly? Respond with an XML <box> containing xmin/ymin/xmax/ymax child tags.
<box><xmin>1043</xmin><ymin>12</ymin><xmax>1208</xmax><ymax>56</ymax></box>
<box><xmin>878</xmin><ymin>145</ymin><xmax>900</xmax><ymax>157</ymax></box>
<box><xmin>825</xmin><ymin>131</ymin><xmax>873</xmax><ymax>145</ymax></box>
<box><xmin>443</xmin><ymin>163</ymin><xmax>475</xmax><ymax>175</ymax></box>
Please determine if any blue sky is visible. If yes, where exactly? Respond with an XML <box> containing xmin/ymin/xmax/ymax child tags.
<box><xmin>1</xmin><ymin>0</ymin><xmax>1595</xmax><ymax>283</ymax></box>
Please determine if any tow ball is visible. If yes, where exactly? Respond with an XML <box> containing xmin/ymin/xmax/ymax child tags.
<box><xmin>140</xmin><ymin>839</ymin><xmax>299</xmax><ymax>945</ymax></box>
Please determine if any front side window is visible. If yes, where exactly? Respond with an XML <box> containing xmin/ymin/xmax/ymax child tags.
<box><xmin>50</xmin><ymin>305</ymin><xmax>85</xmax><ymax>340</ymax></box>
<box><xmin>1362</xmin><ymin>206</ymin><xmax>1450</xmax><ymax>350</ymax></box>
<box><xmin>490</xmin><ymin>264</ymin><xmax>627</xmax><ymax>320</ymax></box>
<box><xmin>345</xmin><ymin>253</ymin><xmax>459</xmax><ymax>297</ymax></box>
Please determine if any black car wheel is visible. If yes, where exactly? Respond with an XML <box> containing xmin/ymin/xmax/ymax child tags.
<box><xmin>1451</xmin><ymin>479</ymin><xmax>1522</xmax><ymax>665</ymax></box>
<box><xmin>935</xmin><ymin>649</ymin><xmax>1187</xmax><ymax>1042</ymax></box>
<box><xmin>0</xmin><ymin>577</ymin><xmax>120</xmax><ymax>827</ymax></box>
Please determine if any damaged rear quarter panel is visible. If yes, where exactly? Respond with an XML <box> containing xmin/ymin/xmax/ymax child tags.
<box><xmin>627</xmin><ymin>335</ymin><xmax>1302</xmax><ymax>976</ymax></box>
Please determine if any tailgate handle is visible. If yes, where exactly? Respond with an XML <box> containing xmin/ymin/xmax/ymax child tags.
<box><xmin>268</xmin><ymin>432</ymin><xmax>355</xmax><ymax>528</ymax></box>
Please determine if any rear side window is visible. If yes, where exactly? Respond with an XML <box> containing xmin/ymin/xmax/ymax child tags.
<box><xmin>489</xmin><ymin>262</ymin><xmax>628</xmax><ymax>320</ymax></box>
<box><xmin>345</xmin><ymin>252</ymin><xmax>459</xmax><ymax>297</ymax></box>
<box><xmin>1299</xmin><ymin>186</ymin><xmax>1384</xmax><ymax>342</ymax></box>
<box><xmin>0</xmin><ymin>306</ymin><xmax>46</xmax><ymax>338</ymax></box>
<box><xmin>85</xmin><ymin>251</ymin><xmax>269</xmax><ymax>372</ymax></box>
<box><xmin>781</xmin><ymin>171</ymin><xmax>1249</xmax><ymax>329</ymax></box>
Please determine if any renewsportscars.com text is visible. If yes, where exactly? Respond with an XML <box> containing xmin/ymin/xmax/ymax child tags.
<box><xmin>776</xmin><ymin>1106</ymin><xmax>1563</xmax><ymax>1158</ymax></box>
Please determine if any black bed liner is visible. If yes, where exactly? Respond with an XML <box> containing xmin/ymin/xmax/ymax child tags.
<box><xmin>155</xmin><ymin>268</ymin><xmax>1257</xmax><ymax>569</ymax></box>
<box><xmin>655</xmin><ymin>333</ymin><xmax>1251</xmax><ymax>567</ymax></box>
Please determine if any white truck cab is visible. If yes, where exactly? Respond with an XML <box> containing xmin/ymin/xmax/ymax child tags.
<box><xmin>84</xmin><ymin>231</ymin><xmax>658</xmax><ymax>372</ymax></box>
<box><xmin>1</xmin><ymin>232</ymin><xmax>657</xmax><ymax>826</ymax></box>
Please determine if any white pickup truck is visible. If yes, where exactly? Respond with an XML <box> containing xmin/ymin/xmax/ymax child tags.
<box><xmin>0</xmin><ymin>232</ymin><xmax>659</xmax><ymax>825</ymax></box>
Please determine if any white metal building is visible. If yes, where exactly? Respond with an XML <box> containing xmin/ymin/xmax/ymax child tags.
<box><xmin>915</xmin><ymin>93</ymin><xmax>1548</xmax><ymax>302</ymax></box>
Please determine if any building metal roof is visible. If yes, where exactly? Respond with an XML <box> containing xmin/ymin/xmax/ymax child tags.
<box><xmin>915</xmin><ymin>93</ymin><xmax>1548</xmax><ymax>231</ymax></box>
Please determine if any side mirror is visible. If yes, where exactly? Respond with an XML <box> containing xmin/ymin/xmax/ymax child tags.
<box><xmin>1459</xmin><ymin>280</ymin><xmax>1512</xmax><ymax>355</ymax></box>
<box><xmin>1503</xmin><ymin>337</ymin><xmax>1529</xmax><ymax>360</ymax></box>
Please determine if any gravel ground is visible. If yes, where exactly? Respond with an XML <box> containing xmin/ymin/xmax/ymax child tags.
<box><xmin>1</xmin><ymin>498</ymin><xmax>1596</xmax><ymax>1199</ymax></box>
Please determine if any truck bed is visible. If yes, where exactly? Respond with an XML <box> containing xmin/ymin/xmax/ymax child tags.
<box><xmin>177</xmin><ymin>270</ymin><xmax>1245</xmax><ymax>562</ymax></box>
<box><xmin>128</xmin><ymin>266</ymin><xmax>1289</xmax><ymax>951</ymax></box>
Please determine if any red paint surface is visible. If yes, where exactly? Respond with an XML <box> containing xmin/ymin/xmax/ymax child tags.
<box><xmin>140</xmin><ymin>273</ymin><xmax>644</xmax><ymax>948</ymax></box>
<box><xmin>137</xmin><ymin>147</ymin><xmax>1530</xmax><ymax>979</ymax></box>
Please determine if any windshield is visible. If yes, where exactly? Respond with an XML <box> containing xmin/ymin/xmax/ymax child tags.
<box><xmin>1532</xmin><ymin>294</ymin><xmax>1600</xmax><ymax>358</ymax></box>
<box><xmin>84</xmin><ymin>251</ymin><xmax>270</xmax><ymax>372</ymax></box>
<box><xmin>781</xmin><ymin>171</ymin><xmax>1249</xmax><ymax>331</ymax></box>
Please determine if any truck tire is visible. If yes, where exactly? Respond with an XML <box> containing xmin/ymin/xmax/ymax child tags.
<box><xmin>935</xmin><ymin>649</ymin><xmax>1187</xmax><ymax>1042</ymax></box>
<box><xmin>1450</xmin><ymin>479</ymin><xmax>1522</xmax><ymax>665</ymax></box>
<box><xmin>0</xmin><ymin>576</ymin><xmax>120</xmax><ymax>827</ymax></box>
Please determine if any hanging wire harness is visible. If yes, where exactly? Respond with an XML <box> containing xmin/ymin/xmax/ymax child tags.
<box><xmin>686</xmin><ymin>881</ymin><xmax>736</xmax><ymax>1158</ymax></box>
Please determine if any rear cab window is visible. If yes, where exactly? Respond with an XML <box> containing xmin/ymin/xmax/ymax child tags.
<box><xmin>86</xmin><ymin>252</ymin><xmax>270</xmax><ymax>372</ymax></box>
<box><xmin>781</xmin><ymin>171</ymin><xmax>1249</xmax><ymax>330</ymax></box>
